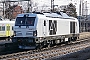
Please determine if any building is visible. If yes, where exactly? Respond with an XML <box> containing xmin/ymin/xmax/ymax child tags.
<box><xmin>5</xmin><ymin>5</ymin><xmax>24</xmax><ymax>19</ymax></box>
<box><xmin>79</xmin><ymin>15</ymin><xmax>90</xmax><ymax>32</ymax></box>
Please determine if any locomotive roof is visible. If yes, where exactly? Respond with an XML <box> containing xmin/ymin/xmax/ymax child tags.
<box><xmin>16</xmin><ymin>12</ymin><xmax>77</xmax><ymax>20</ymax></box>
<box><xmin>43</xmin><ymin>13</ymin><xmax>62</xmax><ymax>18</ymax></box>
<box><xmin>0</xmin><ymin>21</ymin><xmax>15</xmax><ymax>23</ymax></box>
<box><xmin>17</xmin><ymin>13</ymin><xmax>37</xmax><ymax>17</ymax></box>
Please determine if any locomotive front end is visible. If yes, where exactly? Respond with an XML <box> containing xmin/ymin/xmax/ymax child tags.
<box><xmin>13</xmin><ymin>13</ymin><xmax>38</xmax><ymax>49</ymax></box>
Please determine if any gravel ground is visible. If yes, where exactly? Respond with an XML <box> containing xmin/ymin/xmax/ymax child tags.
<box><xmin>47</xmin><ymin>32</ymin><xmax>90</xmax><ymax>60</ymax></box>
<box><xmin>49</xmin><ymin>47</ymin><xmax>90</xmax><ymax>60</ymax></box>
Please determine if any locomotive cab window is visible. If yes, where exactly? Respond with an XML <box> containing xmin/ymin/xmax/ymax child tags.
<box><xmin>15</xmin><ymin>17</ymin><xmax>36</xmax><ymax>26</ymax></box>
<box><xmin>26</xmin><ymin>17</ymin><xmax>35</xmax><ymax>26</ymax></box>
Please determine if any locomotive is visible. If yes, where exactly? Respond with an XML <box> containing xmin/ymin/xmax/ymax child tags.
<box><xmin>13</xmin><ymin>12</ymin><xmax>79</xmax><ymax>49</ymax></box>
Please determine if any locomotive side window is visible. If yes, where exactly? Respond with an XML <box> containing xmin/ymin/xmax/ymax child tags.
<box><xmin>12</xmin><ymin>26</ymin><xmax>13</xmax><ymax>30</ymax></box>
<box><xmin>49</xmin><ymin>20</ymin><xmax>57</xmax><ymax>35</ymax></box>
<box><xmin>70</xmin><ymin>22</ymin><xmax>75</xmax><ymax>33</ymax></box>
<box><xmin>70</xmin><ymin>22</ymin><xmax>72</xmax><ymax>33</ymax></box>
<box><xmin>44</xmin><ymin>20</ymin><xmax>46</xmax><ymax>26</ymax></box>
<box><xmin>0</xmin><ymin>26</ymin><xmax>1</xmax><ymax>31</ymax></box>
<box><xmin>2</xmin><ymin>26</ymin><xmax>5</xmax><ymax>31</ymax></box>
<box><xmin>0</xmin><ymin>26</ymin><xmax>5</xmax><ymax>31</ymax></box>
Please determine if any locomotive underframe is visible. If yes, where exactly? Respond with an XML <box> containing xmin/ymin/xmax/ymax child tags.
<box><xmin>12</xmin><ymin>34</ymin><xmax>79</xmax><ymax>49</ymax></box>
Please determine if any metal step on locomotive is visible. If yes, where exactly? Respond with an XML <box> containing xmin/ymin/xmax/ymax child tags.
<box><xmin>12</xmin><ymin>12</ymin><xmax>79</xmax><ymax>49</ymax></box>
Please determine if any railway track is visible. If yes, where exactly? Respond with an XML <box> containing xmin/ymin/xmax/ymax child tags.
<box><xmin>0</xmin><ymin>37</ymin><xmax>90</xmax><ymax>60</ymax></box>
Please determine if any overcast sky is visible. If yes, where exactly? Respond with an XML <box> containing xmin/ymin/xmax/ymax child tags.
<box><xmin>33</xmin><ymin>0</ymin><xmax>90</xmax><ymax>15</ymax></box>
<box><xmin>0</xmin><ymin>0</ymin><xmax>90</xmax><ymax>15</ymax></box>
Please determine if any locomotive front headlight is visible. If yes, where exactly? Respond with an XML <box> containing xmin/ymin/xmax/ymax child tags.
<box><xmin>33</xmin><ymin>30</ymin><xmax>37</xmax><ymax>36</ymax></box>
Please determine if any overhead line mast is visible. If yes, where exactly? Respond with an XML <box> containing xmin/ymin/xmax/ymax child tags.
<box><xmin>51</xmin><ymin>0</ymin><xmax>54</xmax><ymax>12</ymax></box>
<box><xmin>19</xmin><ymin>0</ymin><xmax>32</xmax><ymax>12</ymax></box>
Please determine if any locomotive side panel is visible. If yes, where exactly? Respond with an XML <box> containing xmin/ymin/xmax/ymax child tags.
<box><xmin>57</xmin><ymin>19</ymin><xmax>70</xmax><ymax>35</ymax></box>
<box><xmin>37</xmin><ymin>17</ymin><xmax>47</xmax><ymax>37</ymax></box>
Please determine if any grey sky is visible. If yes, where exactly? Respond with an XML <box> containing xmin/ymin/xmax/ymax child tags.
<box><xmin>0</xmin><ymin>0</ymin><xmax>90</xmax><ymax>15</ymax></box>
